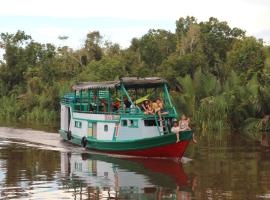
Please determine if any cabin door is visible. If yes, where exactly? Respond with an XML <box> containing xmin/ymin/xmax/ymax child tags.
<box><xmin>61</xmin><ymin>105</ymin><xmax>70</xmax><ymax>131</ymax></box>
<box><xmin>92</xmin><ymin>123</ymin><xmax>97</xmax><ymax>138</ymax></box>
<box><xmin>88</xmin><ymin>122</ymin><xmax>93</xmax><ymax>137</ymax></box>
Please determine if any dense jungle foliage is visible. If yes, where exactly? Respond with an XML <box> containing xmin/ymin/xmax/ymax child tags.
<box><xmin>0</xmin><ymin>16</ymin><xmax>270</xmax><ymax>132</ymax></box>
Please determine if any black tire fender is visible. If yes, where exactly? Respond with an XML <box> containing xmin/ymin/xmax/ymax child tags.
<box><xmin>67</xmin><ymin>131</ymin><xmax>72</xmax><ymax>140</ymax></box>
<box><xmin>81</xmin><ymin>136</ymin><xmax>88</xmax><ymax>148</ymax></box>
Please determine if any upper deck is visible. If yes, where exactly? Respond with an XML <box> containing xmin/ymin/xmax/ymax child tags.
<box><xmin>61</xmin><ymin>77</ymin><xmax>177</xmax><ymax>119</ymax></box>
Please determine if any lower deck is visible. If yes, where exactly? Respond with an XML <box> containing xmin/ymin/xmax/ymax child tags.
<box><xmin>59</xmin><ymin>129</ymin><xmax>192</xmax><ymax>157</ymax></box>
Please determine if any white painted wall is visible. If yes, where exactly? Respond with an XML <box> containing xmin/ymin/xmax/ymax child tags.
<box><xmin>96</xmin><ymin>122</ymin><xmax>115</xmax><ymax>140</ymax></box>
<box><xmin>117</xmin><ymin>118</ymin><xmax>160</xmax><ymax>141</ymax></box>
<box><xmin>73</xmin><ymin>112</ymin><xmax>120</xmax><ymax>121</ymax></box>
<box><xmin>60</xmin><ymin>105</ymin><xmax>70</xmax><ymax>131</ymax></box>
<box><xmin>70</xmin><ymin>118</ymin><xmax>88</xmax><ymax>138</ymax></box>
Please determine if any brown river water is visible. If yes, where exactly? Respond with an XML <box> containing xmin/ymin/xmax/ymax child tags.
<box><xmin>0</xmin><ymin>124</ymin><xmax>270</xmax><ymax>200</ymax></box>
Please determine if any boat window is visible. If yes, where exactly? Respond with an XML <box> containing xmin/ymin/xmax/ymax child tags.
<box><xmin>75</xmin><ymin>121</ymin><xmax>82</xmax><ymax>128</ymax></box>
<box><xmin>104</xmin><ymin>125</ymin><xmax>108</xmax><ymax>132</ymax></box>
<box><xmin>144</xmin><ymin>120</ymin><xmax>157</xmax><ymax>126</ymax></box>
<box><xmin>121</xmin><ymin>120</ymin><xmax>127</xmax><ymax>126</ymax></box>
<box><xmin>129</xmin><ymin>119</ymin><xmax>139</xmax><ymax>128</ymax></box>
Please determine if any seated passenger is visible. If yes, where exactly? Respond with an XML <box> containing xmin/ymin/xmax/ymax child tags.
<box><xmin>178</xmin><ymin>114</ymin><xmax>191</xmax><ymax>131</ymax></box>
<box><xmin>100</xmin><ymin>100</ymin><xmax>107</xmax><ymax>112</ymax></box>
<box><xmin>179</xmin><ymin>114</ymin><xmax>197</xmax><ymax>144</ymax></box>
<box><xmin>171</xmin><ymin>121</ymin><xmax>180</xmax><ymax>142</ymax></box>
<box><xmin>113</xmin><ymin>99</ymin><xmax>121</xmax><ymax>112</ymax></box>
<box><xmin>142</xmin><ymin>100</ymin><xmax>154</xmax><ymax>115</ymax></box>
<box><xmin>124</xmin><ymin>97</ymin><xmax>131</xmax><ymax>108</ymax></box>
<box><xmin>153</xmin><ymin>98</ymin><xmax>168</xmax><ymax>121</ymax></box>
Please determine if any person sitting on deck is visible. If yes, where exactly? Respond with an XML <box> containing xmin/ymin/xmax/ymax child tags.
<box><xmin>171</xmin><ymin>121</ymin><xmax>180</xmax><ymax>142</ymax></box>
<box><xmin>113</xmin><ymin>99</ymin><xmax>121</xmax><ymax>112</ymax></box>
<box><xmin>152</xmin><ymin>98</ymin><xmax>168</xmax><ymax>122</ymax></box>
<box><xmin>178</xmin><ymin>114</ymin><xmax>197</xmax><ymax>143</ymax></box>
<box><xmin>100</xmin><ymin>99</ymin><xmax>107</xmax><ymax>113</ymax></box>
<box><xmin>179</xmin><ymin>114</ymin><xmax>191</xmax><ymax>131</ymax></box>
<box><xmin>142</xmin><ymin>100</ymin><xmax>154</xmax><ymax>115</ymax></box>
<box><xmin>123</xmin><ymin>96</ymin><xmax>131</xmax><ymax>109</ymax></box>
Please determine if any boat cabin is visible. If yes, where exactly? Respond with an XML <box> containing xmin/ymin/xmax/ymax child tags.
<box><xmin>60</xmin><ymin>77</ymin><xmax>178</xmax><ymax>142</ymax></box>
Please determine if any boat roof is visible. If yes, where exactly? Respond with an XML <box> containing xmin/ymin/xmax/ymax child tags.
<box><xmin>72</xmin><ymin>81</ymin><xmax>119</xmax><ymax>90</ymax></box>
<box><xmin>72</xmin><ymin>77</ymin><xmax>167</xmax><ymax>90</ymax></box>
<box><xmin>120</xmin><ymin>77</ymin><xmax>167</xmax><ymax>89</ymax></box>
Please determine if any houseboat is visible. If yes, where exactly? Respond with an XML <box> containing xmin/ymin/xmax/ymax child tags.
<box><xmin>59</xmin><ymin>77</ymin><xmax>193</xmax><ymax>158</ymax></box>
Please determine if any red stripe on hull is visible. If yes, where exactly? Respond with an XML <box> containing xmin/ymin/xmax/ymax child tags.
<box><xmin>102</xmin><ymin>140</ymin><xmax>190</xmax><ymax>158</ymax></box>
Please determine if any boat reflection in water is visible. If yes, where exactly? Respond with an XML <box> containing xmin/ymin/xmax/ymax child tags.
<box><xmin>61</xmin><ymin>152</ymin><xmax>196</xmax><ymax>199</ymax></box>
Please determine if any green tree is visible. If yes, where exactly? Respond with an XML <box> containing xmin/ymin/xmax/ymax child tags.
<box><xmin>135</xmin><ymin>29</ymin><xmax>176</xmax><ymax>72</ymax></box>
<box><xmin>227</xmin><ymin>37</ymin><xmax>265</xmax><ymax>77</ymax></box>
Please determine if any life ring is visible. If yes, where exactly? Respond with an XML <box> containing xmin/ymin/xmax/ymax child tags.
<box><xmin>81</xmin><ymin>136</ymin><xmax>88</xmax><ymax>148</ymax></box>
<box><xmin>67</xmin><ymin>131</ymin><xmax>72</xmax><ymax>140</ymax></box>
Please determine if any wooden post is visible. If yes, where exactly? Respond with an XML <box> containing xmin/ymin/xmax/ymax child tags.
<box><xmin>88</xmin><ymin>89</ymin><xmax>91</xmax><ymax>111</ymax></box>
<box><xmin>107</xmin><ymin>88</ymin><xmax>111</xmax><ymax>113</ymax></box>
<box><xmin>80</xmin><ymin>90</ymin><xmax>82</xmax><ymax>111</ymax></box>
<box><xmin>96</xmin><ymin>89</ymin><xmax>99</xmax><ymax>113</ymax></box>
<box><xmin>121</xmin><ymin>85</ymin><xmax>124</xmax><ymax>113</ymax></box>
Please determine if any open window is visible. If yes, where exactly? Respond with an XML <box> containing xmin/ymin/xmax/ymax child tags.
<box><xmin>121</xmin><ymin>120</ymin><xmax>128</xmax><ymax>126</ymax></box>
<box><xmin>144</xmin><ymin>120</ymin><xmax>157</xmax><ymax>126</ymax></box>
<box><xmin>128</xmin><ymin>119</ymin><xmax>138</xmax><ymax>128</ymax></box>
<box><xmin>104</xmin><ymin>124</ymin><xmax>108</xmax><ymax>132</ymax></box>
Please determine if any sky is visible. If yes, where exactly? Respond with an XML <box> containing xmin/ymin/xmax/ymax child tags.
<box><xmin>0</xmin><ymin>0</ymin><xmax>269</xmax><ymax>49</ymax></box>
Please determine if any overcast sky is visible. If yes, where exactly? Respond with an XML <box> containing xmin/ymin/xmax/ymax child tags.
<box><xmin>0</xmin><ymin>0</ymin><xmax>269</xmax><ymax>49</ymax></box>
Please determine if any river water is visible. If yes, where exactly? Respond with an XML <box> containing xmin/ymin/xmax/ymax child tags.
<box><xmin>0</xmin><ymin>126</ymin><xmax>270</xmax><ymax>200</ymax></box>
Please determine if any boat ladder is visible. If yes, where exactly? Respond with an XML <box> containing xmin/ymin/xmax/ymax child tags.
<box><xmin>155</xmin><ymin>115</ymin><xmax>169</xmax><ymax>135</ymax></box>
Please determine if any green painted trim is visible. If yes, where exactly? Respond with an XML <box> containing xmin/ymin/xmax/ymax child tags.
<box><xmin>121</xmin><ymin>84</ymin><xmax>137</xmax><ymax>111</ymax></box>
<box><xmin>120</xmin><ymin>113</ymin><xmax>144</xmax><ymax>118</ymax></box>
<box><xmin>113</xmin><ymin>116</ymin><xmax>121</xmax><ymax>141</ymax></box>
<box><xmin>59</xmin><ymin>129</ymin><xmax>193</xmax><ymax>151</ymax></box>
<box><xmin>164</xmin><ymin>84</ymin><xmax>178</xmax><ymax>117</ymax></box>
<box><xmin>112</xmin><ymin>124</ymin><xmax>117</xmax><ymax>141</ymax></box>
<box><xmin>154</xmin><ymin>115</ymin><xmax>162</xmax><ymax>136</ymax></box>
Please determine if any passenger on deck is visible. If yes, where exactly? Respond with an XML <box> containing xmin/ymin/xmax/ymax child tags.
<box><xmin>142</xmin><ymin>100</ymin><xmax>154</xmax><ymax>115</ymax></box>
<box><xmin>179</xmin><ymin>114</ymin><xmax>197</xmax><ymax>143</ymax></box>
<box><xmin>153</xmin><ymin>98</ymin><xmax>168</xmax><ymax>121</ymax></box>
<box><xmin>113</xmin><ymin>99</ymin><xmax>121</xmax><ymax>112</ymax></box>
<box><xmin>123</xmin><ymin>97</ymin><xmax>131</xmax><ymax>108</ymax></box>
<box><xmin>171</xmin><ymin>121</ymin><xmax>180</xmax><ymax>142</ymax></box>
<box><xmin>100</xmin><ymin>100</ymin><xmax>107</xmax><ymax>112</ymax></box>
<box><xmin>179</xmin><ymin>114</ymin><xmax>191</xmax><ymax>132</ymax></box>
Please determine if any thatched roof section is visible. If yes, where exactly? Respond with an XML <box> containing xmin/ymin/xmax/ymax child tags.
<box><xmin>72</xmin><ymin>77</ymin><xmax>167</xmax><ymax>90</ymax></box>
<box><xmin>120</xmin><ymin>77</ymin><xmax>167</xmax><ymax>88</ymax></box>
<box><xmin>72</xmin><ymin>81</ymin><xmax>119</xmax><ymax>90</ymax></box>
